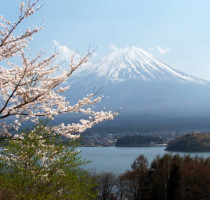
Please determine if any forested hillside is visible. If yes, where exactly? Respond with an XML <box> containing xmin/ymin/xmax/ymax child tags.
<box><xmin>166</xmin><ymin>133</ymin><xmax>210</xmax><ymax>152</ymax></box>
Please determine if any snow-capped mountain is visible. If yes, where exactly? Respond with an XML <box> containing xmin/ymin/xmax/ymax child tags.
<box><xmin>73</xmin><ymin>46</ymin><xmax>206</xmax><ymax>84</ymax></box>
<box><xmin>66</xmin><ymin>46</ymin><xmax>210</xmax><ymax>129</ymax></box>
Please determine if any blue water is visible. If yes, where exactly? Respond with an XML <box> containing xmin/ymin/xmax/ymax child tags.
<box><xmin>78</xmin><ymin>146</ymin><xmax>210</xmax><ymax>174</ymax></box>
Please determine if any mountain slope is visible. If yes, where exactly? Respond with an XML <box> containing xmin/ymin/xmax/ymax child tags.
<box><xmin>73</xmin><ymin>47</ymin><xmax>206</xmax><ymax>84</ymax></box>
<box><xmin>66</xmin><ymin>47</ymin><xmax>210</xmax><ymax>128</ymax></box>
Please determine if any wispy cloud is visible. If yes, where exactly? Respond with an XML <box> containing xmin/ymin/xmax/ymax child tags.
<box><xmin>156</xmin><ymin>46</ymin><xmax>171</xmax><ymax>55</ymax></box>
<box><xmin>109</xmin><ymin>44</ymin><xmax>118</xmax><ymax>51</ymax></box>
<box><xmin>53</xmin><ymin>40</ymin><xmax>81</xmax><ymax>64</ymax></box>
<box><xmin>53</xmin><ymin>40</ymin><xmax>97</xmax><ymax>67</ymax></box>
<box><xmin>53</xmin><ymin>40</ymin><xmax>95</xmax><ymax>77</ymax></box>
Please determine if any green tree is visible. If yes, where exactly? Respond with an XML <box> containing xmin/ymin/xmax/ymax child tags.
<box><xmin>118</xmin><ymin>155</ymin><xmax>149</xmax><ymax>200</ymax></box>
<box><xmin>0</xmin><ymin>123</ymin><xmax>96</xmax><ymax>200</ymax></box>
<box><xmin>149</xmin><ymin>154</ymin><xmax>173</xmax><ymax>200</ymax></box>
<box><xmin>167</xmin><ymin>155</ymin><xmax>182</xmax><ymax>200</ymax></box>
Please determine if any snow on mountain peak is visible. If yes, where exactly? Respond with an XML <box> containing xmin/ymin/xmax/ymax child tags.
<box><xmin>74</xmin><ymin>46</ymin><xmax>207</xmax><ymax>84</ymax></box>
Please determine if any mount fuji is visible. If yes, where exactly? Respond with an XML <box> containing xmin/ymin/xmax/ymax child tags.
<box><xmin>73</xmin><ymin>47</ymin><xmax>206</xmax><ymax>84</ymax></box>
<box><xmin>65</xmin><ymin>47</ymin><xmax>210</xmax><ymax>129</ymax></box>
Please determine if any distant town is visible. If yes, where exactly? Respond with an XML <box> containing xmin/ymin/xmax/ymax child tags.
<box><xmin>80</xmin><ymin>128</ymin><xmax>210</xmax><ymax>147</ymax></box>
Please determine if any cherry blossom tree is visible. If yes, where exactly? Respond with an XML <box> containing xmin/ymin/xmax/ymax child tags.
<box><xmin>0</xmin><ymin>0</ymin><xmax>118</xmax><ymax>139</ymax></box>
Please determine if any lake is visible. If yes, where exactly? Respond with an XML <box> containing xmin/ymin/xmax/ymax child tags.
<box><xmin>78</xmin><ymin>146</ymin><xmax>210</xmax><ymax>174</ymax></box>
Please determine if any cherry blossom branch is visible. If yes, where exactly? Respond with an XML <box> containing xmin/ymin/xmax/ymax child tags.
<box><xmin>0</xmin><ymin>1</ymin><xmax>118</xmax><ymax>139</ymax></box>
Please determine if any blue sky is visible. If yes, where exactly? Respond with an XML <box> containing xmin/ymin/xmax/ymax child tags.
<box><xmin>1</xmin><ymin>0</ymin><xmax>210</xmax><ymax>80</ymax></box>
